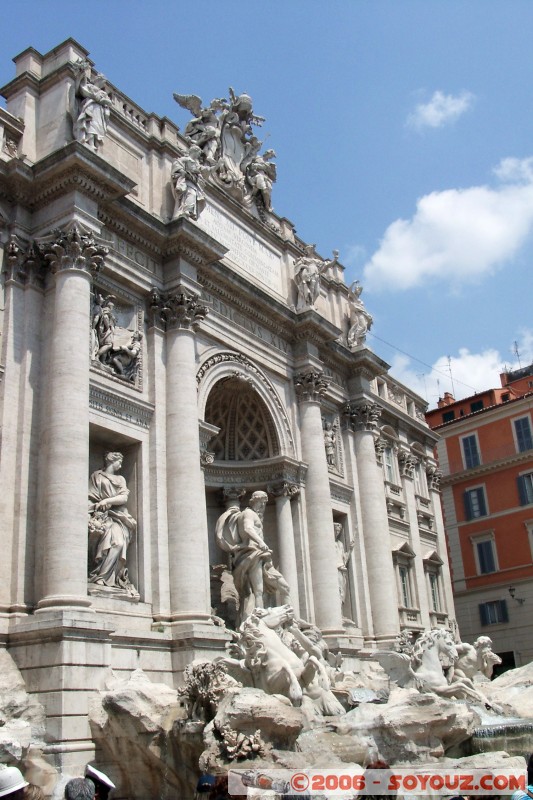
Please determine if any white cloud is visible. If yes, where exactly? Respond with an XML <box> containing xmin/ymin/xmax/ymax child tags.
<box><xmin>407</xmin><ymin>90</ymin><xmax>474</xmax><ymax>130</ymax></box>
<box><xmin>388</xmin><ymin>330</ymin><xmax>533</xmax><ymax>404</ymax></box>
<box><xmin>363</xmin><ymin>157</ymin><xmax>533</xmax><ymax>291</ymax></box>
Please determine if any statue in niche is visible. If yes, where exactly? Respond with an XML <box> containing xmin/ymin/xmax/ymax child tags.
<box><xmin>91</xmin><ymin>290</ymin><xmax>142</xmax><ymax>383</ymax></box>
<box><xmin>215</xmin><ymin>491</ymin><xmax>290</xmax><ymax>623</ymax></box>
<box><xmin>171</xmin><ymin>145</ymin><xmax>207</xmax><ymax>220</ymax></box>
<box><xmin>244</xmin><ymin>148</ymin><xmax>276</xmax><ymax>212</ymax></box>
<box><xmin>293</xmin><ymin>245</ymin><xmax>334</xmax><ymax>310</ymax></box>
<box><xmin>347</xmin><ymin>280</ymin><xmax>373</xmax><ymax>347</ymax></box>
<box><xmin>323</xmin><ymin>419</ymin><xmax>337</xmax><ymax>468</ymax></box>
<box><xmin>72</xmin><ymin>60</ymin><xmax>111</xmax><ymax>152</ymax></box>
<box><xmin>88</xmin><ymin>451</ymin><xmax>138</xmax><ymax>598</ymax></box>
<box><xmin>334</xmin><ymin>522</ymin><xmax>353</xmax><ymax>607</ymax></box>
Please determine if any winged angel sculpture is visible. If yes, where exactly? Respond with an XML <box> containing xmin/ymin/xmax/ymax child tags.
<box><xmin>173</xmin><ymin>89</ymin><xmax>275</xmax><ymax>211</ymax></box>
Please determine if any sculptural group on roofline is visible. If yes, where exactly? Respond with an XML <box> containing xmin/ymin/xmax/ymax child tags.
<box><xmin>173</xmin><ymin>89</ymin><xmax>276</xmax><ymax>218</ymax></box>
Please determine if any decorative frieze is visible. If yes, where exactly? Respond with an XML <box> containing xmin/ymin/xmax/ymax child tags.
<box><xmin>294</xmin><ymin>371</ymin><xmax>330</xmax><ymax>403</ymax></box>
<box><xmin>149</xmin><ymin>287</ymin><xmax>209</xmax><ymax>332</ymax></box>
<box><xmin>343</xmin><ymin>401</ymin><xmax>382</xmax><ymax>432</ymax></box>
<box><xmin>89</xmin><ymin>385</ymin><xmax>154</xmax><ymax>428</ymax></box>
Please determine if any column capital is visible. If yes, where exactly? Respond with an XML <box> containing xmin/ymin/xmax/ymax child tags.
<box><xmin>343</xmin><ymin>400</ymin><xmax>382</xmax><ymax>431</ymax></box>
<box><xmin>39</xmin><ymin>224</ymin><xmax>108</xmax><ymax>276</ymax></box>
<box><xmin>3</xmin><ymin>238</ymin><xmax>47</xmax><ymax>287</ymax></box>
<box><xmin>294</xmin><ymin>370</ymin><xmax>330</xmax><ymax>403</ymax></box>
<box><xmin>268</xmin><ymin>480</ymin><xmax>300</xmax><ymax>499</ymax></box>
<box><xmin>149</xmin><ymin>287</ymin><xmax>209</xmax><ymax>332</ymax></box>
<box><xmin>398</xmin><ymin>449</ymin><xmax>419</xmax><ymax>479</ymax></box>
<box><xmin>221</xmin><ymin>486</ymin><xmax>247</xmax><ymax>507</ymax></box>
<box><xmin>426</xmin><ymin>464</ymin><xmax>442</xmax><ymax>491</ymax></box>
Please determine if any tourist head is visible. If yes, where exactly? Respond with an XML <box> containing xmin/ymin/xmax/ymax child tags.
<box><xmin>0</xmin><ymin>766</ymin><xmax>28</xmax><ymax>799</ymax></box>
<box><xmin>22</xmin><ymin>786</ymin><xmax>45</xmax><ymax>800</ymax></box>
<box><xmin>64</xmin><ymin>778</ymin><xmax>95</xmax><ymax>800</ymax></box>
<box><xmin>84</xmin><ymin>766</ymin><xmax>115</xmax><ymax>800</ymax></box>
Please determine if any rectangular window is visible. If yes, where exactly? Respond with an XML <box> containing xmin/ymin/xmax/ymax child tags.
<box><xmin>514</xmin><ymin>417</ymin><xmax>533</xmax><ymax>452</ymax></box>
<box><xmin>479</xmin><ymin>600</ymin><xmax>508</xmax><ymax>626</ymax></box>
<box><xmin>429</xmin><ymin>573</ymin><xmax>440</xmax><ymax>612</ymax></box>
<box><xmin>383</xmin><ymin>447</ymin><xmax>396</xmax><ymax>484</ymax></box>
<box><xmin>464</xmin><ymin>487</ymin><xmax>487</xmax><ymax>520</ymax></box>
<box><xmin>476</xmin><ymin>539</ymin><xmax>496</xmax><ymax>573</ymax></box>
<box><xmin>462</xmin><ymin>434</ymin><xmax>480</xmax><ymax>469</ymax></box>
<box><xmin>442</xmin><ymin>410</ymin><xmax>455</xmax><ymax>423</ymax></box>
<box><xmin>517</xmin><ymin>473</ymin><xmax>533</xmax><ymax>505</ymax></box>
<box><xmin>470</xmin><ymin>400</ymin><xmax>484</xmax><ymax>413</ymax></box>
<box><xmin>399</xmin><ymin>566</ymin><xmax>411</xmax><ymax>607</ymax></box>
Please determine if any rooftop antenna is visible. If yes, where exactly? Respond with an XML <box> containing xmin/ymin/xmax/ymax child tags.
<box><xmin>514</xmin><ymin>341</ymin><xmax>522</xmax><ymax>369</ymax></box>
<box><xmin>417</xmin><ymin>373</ymin><xmax>428</xmax><ymax>402</ymax></box>
<box><xmin>447</xmin><ymin>356</ymin><xmax>456</xmax><ymax>397</ymax></box>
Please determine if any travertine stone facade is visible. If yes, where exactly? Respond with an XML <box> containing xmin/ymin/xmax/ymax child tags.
<box><xmin>0</xmin><ymin>39</ymin><xmax>454</xmax><ymax>776</ymax></box>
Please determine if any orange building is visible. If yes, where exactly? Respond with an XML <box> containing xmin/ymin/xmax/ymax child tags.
<box><xmin>426</xmin><ymin>365</ymin><xmax>533</xmax><ymax>669</ymax></box>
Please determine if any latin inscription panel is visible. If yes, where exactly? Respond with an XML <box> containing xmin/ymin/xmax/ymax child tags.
<box><xmin>199</xmin><ymin>203</ymin><xmax>283</xmax><ymax>294</ymax></box>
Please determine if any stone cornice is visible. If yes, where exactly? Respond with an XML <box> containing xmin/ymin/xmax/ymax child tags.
<box><xmin>0</xmin><ymin>141</ymin><xmax>136</xmax><ymax>209</ymax></box>
<box><xmin>293</xmin><ymin>310</ymin><xmax>342</xmax><ymax>348</ymax></box>
<box><xmin>203</xmin><ymin>455</ymin><xmax>307</xmax><ymax>489</ymax></box>
<box><xmin>164</xmin><ymin>216</ymin><xmax>227</xmax><ymax>266</ymax></box>
<box><xmin>440</xmin><ymin>449</ymin><xmax>533</xmax><ymax>486</ymax></box>
<box><xmin>89</xmin><ymin>383</ymin><xmax>154</xmax><ymax>429</ymax></box>
<box><xmin>329</xmin><ymin>479</ymin><xmax>354</xmax><ymax>504</ymax></box>
<box><xmin>198</xmin><ymin>265</ymin><xmax>294</xmax><ymax>334</ymax></box>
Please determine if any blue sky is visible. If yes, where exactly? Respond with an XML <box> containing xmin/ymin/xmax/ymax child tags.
<box><xmin>2</xmin><ymin>1</ymin><xmax>533</xmax><ymax>406</ymax></box>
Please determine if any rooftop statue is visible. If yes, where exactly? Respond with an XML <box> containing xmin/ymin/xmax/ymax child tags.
<box><xmin>173</xmin><ymin>88</ymin><xmax>272</xmax><ymax>210</ymax></box>
<box><xmin>293</xmin><ymin>245</ymin><xmax>336</xmax><ymax>310</ymax></box>
<box><xmin>71</xmin><ymin>59</ymin><xmax>111</xmax><ymax>152</ymax></box>
<box><xmin>347</xmin><ymin>280</ymin><xmax>373</xmax><ymax>347</ymax></box>
<box><xmin>171</xmin><ymin>144</ymin><xmax>207</xmax><ymax>220</ymax></box>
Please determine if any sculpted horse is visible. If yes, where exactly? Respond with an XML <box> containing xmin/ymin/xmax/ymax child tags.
<box><xmin>222</xmin><ymin>604</ymin><xmax>344</xmax><ymax>714</ymax></box>
<box><xmin>411</xmin><ymin>629</ymin><xmax>501</xmax><ymax>711</ymax></box>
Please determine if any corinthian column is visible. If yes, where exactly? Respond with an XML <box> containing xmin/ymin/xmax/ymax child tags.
<box><xmin>268</xmin><ymin>481</ymin><xmax>301</xmax><ymax>615</ymax></box>
<box><xmin>38</xmin><ymin>225</ymin><xmax>108</xmax><ymax>611</ymax></box>
<box><xmin>344</xmin><ymin>401</ymin><xmax>399</xmax><ymax>644</ymax></box>
<box><xmin>152</xmin><ymin>288</ymin><xmax>211</xmax><ymax>623</ymax></box>
<box><xmin>294</xmin><ymin>371</ymin><xmax>343</xmax><ymax>633</ymax></box>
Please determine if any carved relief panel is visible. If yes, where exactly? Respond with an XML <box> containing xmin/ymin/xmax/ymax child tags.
<box><xmin>90</xmin><ymin>282</ymin><xmax>144</xmax><ymax>389</ymax></box>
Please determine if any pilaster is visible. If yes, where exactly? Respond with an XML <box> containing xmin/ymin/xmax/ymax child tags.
<box><xmin>268</xmin><ymin>481</ymin><xmax>301</xmax><ymax>615</ymax></box>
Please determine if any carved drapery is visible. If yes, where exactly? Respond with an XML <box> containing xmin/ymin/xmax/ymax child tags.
<box><xmin>294</xmin><ymin>371</ymin><xmax>330</xmax><ymax>403</ymax></box>
<box><xmin>343</xmin><ymin>401</ymin><xmax>382</xmax><ymax>432</ymax></box>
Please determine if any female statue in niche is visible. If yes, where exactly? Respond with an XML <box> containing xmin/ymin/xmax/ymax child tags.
<box><xmin>88</xmin><ymin>451</ymin><xmax>139</xmax><ymax>598</ymax></box>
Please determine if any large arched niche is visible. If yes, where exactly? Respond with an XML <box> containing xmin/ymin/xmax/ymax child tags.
<box><xmin>197</xmin><ymin>350</ymin><xmax>295</xmax><ymax>460</ymax></box>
